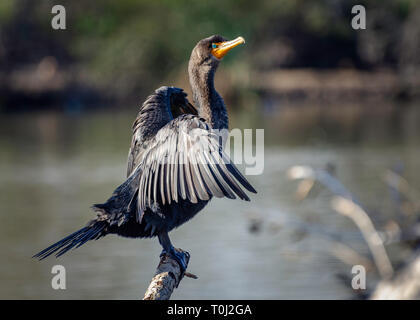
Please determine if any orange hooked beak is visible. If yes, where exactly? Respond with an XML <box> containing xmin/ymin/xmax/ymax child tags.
<box><xmin>211</xmin><ymin>36</ymin><xmax>245</xmax><ymax>60</ymax></box>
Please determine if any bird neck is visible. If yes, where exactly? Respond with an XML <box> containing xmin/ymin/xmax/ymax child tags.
<box><xmin>188</xmin><ymin>63</ymin><xmax>228</xmax><ymax>130</ymax></box>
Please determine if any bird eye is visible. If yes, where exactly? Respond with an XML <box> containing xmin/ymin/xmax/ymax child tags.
<box><xmin>212</xmin><ymin>44</ymin><xmax>218</xmax><ymax>49</ymax></box>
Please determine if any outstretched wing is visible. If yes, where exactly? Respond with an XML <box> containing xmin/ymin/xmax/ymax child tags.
<box><xmin>131</xmin><ymin>114</ymin><xmax>257</xmax><ymax>218</ymax></box>
<box><xmin>127</xmin><ymin>86</ymin><xmax>198</xmax><ymax>177</ymax></box>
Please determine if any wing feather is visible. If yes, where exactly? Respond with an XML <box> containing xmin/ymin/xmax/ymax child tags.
<box><xmin>132</xmin><ymin>113</ymin><xmax>256</xmax><ymax>212</ymax></box>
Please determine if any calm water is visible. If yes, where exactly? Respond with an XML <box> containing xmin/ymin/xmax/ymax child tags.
<box><xmin>0</xmin><ymin>102</ymin><xmax>419</xmax><ymax>299</ymax></box>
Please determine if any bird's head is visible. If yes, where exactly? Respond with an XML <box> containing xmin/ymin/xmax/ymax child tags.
<box><xmin>189</xmin><ymin>35</ymin><xmax>245</xmax><ymax>68</ymax></box>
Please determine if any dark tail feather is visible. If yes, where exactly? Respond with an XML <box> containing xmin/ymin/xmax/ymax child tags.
<box><xmin>34</xmin><ymin>165</ymin><xmax>141</xmax><ymax>261</ymax></box>
<box><xmin>33</xmin><ymin>221</ymin><xmax>106</xmax><ymax>260</ymax></box>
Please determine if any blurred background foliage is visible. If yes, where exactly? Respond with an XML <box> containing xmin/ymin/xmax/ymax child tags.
<box><xmin>0</xmin><ymin>0</ymin><xmax>419</xmax><ymax>111</ymax></box>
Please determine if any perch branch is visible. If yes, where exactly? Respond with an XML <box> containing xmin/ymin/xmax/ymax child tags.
<box><xmin>143</xmin><ymin>248</ymin><xmax>197</xmax><ymax>300</ymax></box>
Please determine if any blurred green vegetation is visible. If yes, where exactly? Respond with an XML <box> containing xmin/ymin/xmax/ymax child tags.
<box><xmin>0</xmin><ymin>0</ymin><xmax>419</xmax><ymax>110</ymax></box>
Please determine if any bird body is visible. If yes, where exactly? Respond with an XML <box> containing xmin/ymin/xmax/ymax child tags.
<box><xmin>34</xmin><ymin>35</ymin><xmax>255</xmax><ymax>269</ymax></box>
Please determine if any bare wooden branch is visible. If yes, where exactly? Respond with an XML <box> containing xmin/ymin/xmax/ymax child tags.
<box><xmin>288</xmin><ymin>164</ymin><xmax>420</xmax><ymax>299</ymax></box>
<box><xmin>143</xmin><ymin>248</ymin><xmax>195</xmax><ymax>300</ymax></box>
<box><xmin>370</xmin><ymin>252</ymin><xmax>420</xmax><ymax>300</ymax></box>
<box><xmin>329</xmin><ymin>241</ymin><xmax>374</xmax><ymax>272</ymax></box>
<box><xmin>383</xmin><ymin>169</ymin><xmax>420</xmax><ymax>211</ymax></box>
<box><xmin>331</xmin><ymin>196</ymin><xmax>394</xmax><ymax>279</ymax></box>
<box><xmin>288</xmin><ymin>165</ymin><xmax>394</xmax><ymax>279</ymax></box>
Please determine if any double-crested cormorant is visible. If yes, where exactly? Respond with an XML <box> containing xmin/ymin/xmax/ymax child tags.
<box><xmin>34</xmin><ymin>35</ymin><xmax>256</xmax><ymax>272</ymax></box>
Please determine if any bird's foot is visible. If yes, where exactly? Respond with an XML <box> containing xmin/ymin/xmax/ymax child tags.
<box><xmin>160</xmin><ymin>247</ymin><xmax>190</xmax><ymax>286</ymax></box>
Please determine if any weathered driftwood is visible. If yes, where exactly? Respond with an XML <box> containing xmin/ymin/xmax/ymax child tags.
<box><xmin>288</xmin><ymin>164</ymin><xmax>420</xmax><ymax>299</ymax></box>
<box><xmin>370</xmin><ymin>252</ymin><xmax>420</xmax><ymax>300</ymax></box>
<box><xmin>331</xmin><ymin>196</ymin><xmax>394</xmax><ymax>279</ymax></box>
<box><xmin>143</xmin><ymin>248</ymin><xmax>196</xmax><ymax>300</ymax></box>
<box><xmin>287</xmin><ymin>165</ymin><xmax>394</xmax><ymax>279</ymax></box>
